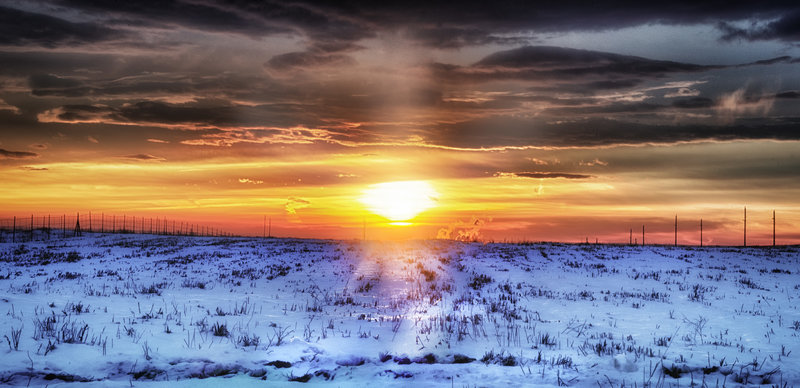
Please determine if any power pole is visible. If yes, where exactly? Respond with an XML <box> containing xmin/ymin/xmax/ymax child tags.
<box><xmin>268</xmin><ymin>217</ymin><xmax>271</xmax><ymax>238</ymax></box>
<box><xmin>700</xmin><ymin>218</ymin><xmax>703</xmax><ymax>247</ymax></box>
<box><xmin>773</xmin><ymin>210</ymin><xmax>776</xmax><ymax>247</ymax></box>
<box><xmin>263</xmin><ymin>215</ymin><xmax>266</xmax><ymax>238</ymax></box>
<box><xmin>743</xmin><ymin>206</ymin><xmax>747</xmax><ymax>247</ymax></box>
<box><xmin>629</xmin><ymin>228</ymin><xmax>632</xmax><ymax>245</ymax></box>
<box><xmin>12</xmin><ymin>216</ymin><xmax>15</xmax><ymax>243</ymax></box>
<box><xmin>642</xmin><ymin>225</ymin><xmax>645</xmax><ymax>246</ymax></box>
<box><xmin>674</xmin><ymin>214</ymin><xmax>678</xmax><ymax>247</ymax></box>
<box><xmin>88</xmin><ymin>211</ymin><xmax>92</xmax><ymax>233</ymax></box>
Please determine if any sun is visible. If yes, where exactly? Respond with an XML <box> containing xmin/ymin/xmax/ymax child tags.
<box><xmin>360</xmin><ymin>181</ymin><xmax>438</xmax><ymax>222</ymax></box>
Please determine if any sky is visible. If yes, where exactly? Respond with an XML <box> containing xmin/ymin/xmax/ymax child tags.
<box><xmin>1</xmin><ymin>1</ymin><xmax>799</xmax><ymax>244</ymax></box>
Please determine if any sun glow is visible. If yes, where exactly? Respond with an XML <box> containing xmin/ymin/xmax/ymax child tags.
<box><xmin>360</xmin><ymin>181</ymin><xmax>438</xmax><ymax>222</ymax></box>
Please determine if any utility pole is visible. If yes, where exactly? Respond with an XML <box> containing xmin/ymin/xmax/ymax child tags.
<box><xmin>642</xmin><ymin>225</ymin><xmax>645</xmax><ymax>246</ymax></box>
<box><xmin>89</xmin><ymin>211</ymin><xmax>92</xmax><ymax>233</ymax></box>
<box><xmin>773</xmin><ymin>210</ymin><xmax>776</xmax><ymax>247</ymax></box>
<box><xmin>629</xmin><ymin>228</ymin><xmax>632</xmax><ymax>245</ymax></box>
<box><xmin>268</xmin><ymin>217</ymin><xmax>272</xmax><ymax>238</ymax></box>
<box><xmin>743</xmin><ymin>206</ymin><xmax>747</xmax><ymax>247</ymax></box>
<box><xmin>700</xmin><ymin>219</ymin><xmax>703</xmax><ymax>247</ymax></box>
<box><xmin>263</xmin><ymin>215</ymin><xmax>266</xmax><ymax>238</ymax></box>
<box><xmin>12</xmin><ymin>216</ymin><xmax>15</xmax><ymax>243</ymax></box>
<box><xmin>674</xmin><ymin>214</ymin><xmax>678</xmax><ymax>247</ymax></box>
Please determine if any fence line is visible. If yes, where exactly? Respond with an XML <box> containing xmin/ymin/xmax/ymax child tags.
<box><xmin>0</xmin><ymin>213</ymin><xmax>237</xmax><ymax>243</ymax></box>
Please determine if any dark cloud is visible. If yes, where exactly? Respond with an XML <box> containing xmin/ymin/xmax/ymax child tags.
<box><xmin>541</xmin><ymin>102</ymin><xmax>664</xmax><ymax>116</ymax></box>
<box><xmin>475</xmin><ymin>45</ymin><xmax>712</xmax><ymax>74</ymax></box>
<box><xmin>432</xmin><ymin>46</ymin><xmax>715</xmax><ymax>84</ymax></box>
<box><xmin>581</xmin><ymin>79</ymin><xmax>645</xmax><ymax>91</ymax></box>
<box><xmin>0</xmin><ymin>148</ymin><xmax>39</xmax><ymax>159</ymax></box>
<box><xmin>0</xmin><ymin>6</ymin><xmax>129</xmax><ymax>47</ymax></box>
<box><xmin>20</xmin><ymin>166</ymin><xmax>48</xmax><ymax>171</ymax></box>
<box><xmin>121</xmin><ymin>153</ymin><xmax>164</xmax><ymax>161</ymax></box>
<box><xmin>746</xmin><ymin>56</ymin><xmax>794</xmax><ymax>66</ymax></box>
<box><xmin>718</xmin><ymin>11</ymin><xmax>800</xmax><ymax>42</ymax></box>
<box><xmin>307</xmin><ymin>1</ymin><xmax>797</xmax><ymax>47</ymax></box>
<box><xmin>502</xmin><ymin>172</ymin><xmax>593</xmax><ymax>179</ymax></box>
<box><xmin>265</xmin><ymin>51</ymin><xmax>356</xmax><ymax>73</ymax></box>
<box><xmin>428</xmin><ymin>117</ymin><xmax>800</xmax><ymax>149</ymax></box>
<box><xmin>775</xmin><ymin>91</ymin><xmax>800</xmax><ymax>99</ymax></box>
<box><xmin>16</xmin><ymin>1</ymin><xmax>793</xmax><ymax>53</ymax></box>
<box><xmin>54</xmin><ymin>0</ymin><xmax>289</xmax><ymax>37</ymax></box>
<box><xmin>404</xmin><ymin>27</ymin><xmax>529</xmax><ymax>49</ymax></box>
<box><xmin>38</xmin><ymin>101</ymin><xmax>322</xmax><ymax>129</ymax></box>
<box><xmin>672</xmin><ymin>97</ymin><xmax>715</xmax><ymax>109</ymax></box>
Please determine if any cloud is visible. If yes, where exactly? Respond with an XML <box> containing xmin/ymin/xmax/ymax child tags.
<box><xmin>716</xmin><ymin>88</ymin><xmax>774</xmax><ymax>120</ymax></box>
<box><xmin>664</xmin><ymin>88</ymin><xmax>701</xmax><ymax>98</ymax></box>
<box><xmin>775</xmin><ymin>91</ymin><xmax>800</xmax><ymax>99</ymax></box>
<box><xmin>0</xmin><ymin>148</ymin><xmax>38</xmax><ymax>159</ymax></box>
<box><xmin>265</xmin><ymin>50</ymin><xmax>356</xmax><ymax>75</ymax></box>
<box><xmin>718</xmin><ymin>11</ymin><xmax>800</xmax><ymax>42</ymax></box>
<box><xmin>403</xmin><ymin>27</ymin><xmax>529</xmax><ymax>49</ymax></box>
<box><xmin>579</xmin><ymin>159</ymin><xmax>609</xmax><ymax>167</ymax></box>
<box><xmin>427</xmin><ymin>116</ymin><xmax>800</xmax><ymax>150</ymax></box>
<box><xmin>285</xmin><ymin>196</ymin><xmax>310</xmax><ymax>214</ymax></box>
<box><xmin>476</xmin><ymin>45</ymin><xmax>711</xmax><ymax>75</ymax></box>
<box><xmin>20</xmin><ymin>166</ymin><xmax>48</xmax><ymax>171</ymax></box>
<box><xmin>147</xmin><ymin>138</ymin><xmax>169</xmax><ymax>143</ymax></box>
<box><xmin>37</xmin><ymin>100</ymin><xmax>324</xmax><ymax>131</ymax></box>
<box><xmin>121</xmin><ymin>153</ymin><xmax>164</xmax><ymax>161</ymax></box>
<box><xmin>51</xmin><ymin>0</ymin><xmax>290</xmax><ymax>38</ymax></box>
<box><xmin>672</xmin><ymin>97</ymin><xmax>715</xmax><ymax>109</ymax></box>
<box><xmin>238</xmin><ymin>178</ymin><xmax>264</xmax><ymax>184</ymax></box>
<box><xmin>0</xmin><ymin>6</ymin><xmax>129</xmax><ymax>47</ymax></box>
<box><xmin>497</xmin><ymin>172</ymin><xmax>594</xmax><ymax>179</ymax></box>
<box><xmin>21</xmin><ymin>1</ymin><xmax>793</xmax><ymax>55</ymax></box>
<box><xmin>0</xmin><ymin>98</ymin><xmax>20</xmax><ymax>113</ymax></box>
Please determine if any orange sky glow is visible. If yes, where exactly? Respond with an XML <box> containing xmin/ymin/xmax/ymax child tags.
<box><xmin>1</xmin><ymin>3</ymin><xmax>799</xmax><ymax>245</ymax></box>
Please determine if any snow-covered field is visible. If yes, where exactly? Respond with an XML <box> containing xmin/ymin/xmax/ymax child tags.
<box><xmin>1</xmin><ymin>234</ymin><xmax>799</xmax><ymax>387</ymax></box>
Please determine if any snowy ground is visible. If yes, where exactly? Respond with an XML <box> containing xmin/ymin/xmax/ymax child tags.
<box><xmin>1</xmin><ymin>234</ymin><xmax>799</xmax><ymax>387</ymax></box>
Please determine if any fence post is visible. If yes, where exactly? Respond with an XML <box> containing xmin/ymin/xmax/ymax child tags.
<box><xmin>75</xmin><ymin>213</ymin><xmax>81</xmax><ymax>237</ymax></box>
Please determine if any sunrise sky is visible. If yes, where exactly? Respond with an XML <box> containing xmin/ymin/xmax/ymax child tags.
<box><xmin>1</xmin><ymin>2</ymin><xmax>799</xmax><ymax>244</ymax></box>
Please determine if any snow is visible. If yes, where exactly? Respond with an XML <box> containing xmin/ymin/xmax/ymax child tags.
<box><xmin>1</xmin><ymin>234</ymin><xmax>799</xmax><ymax>386</ymax></box>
